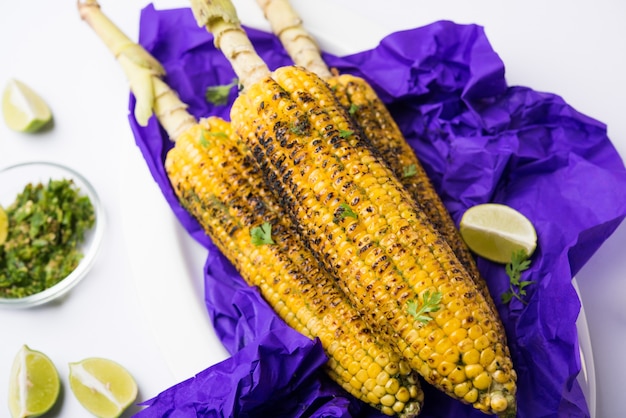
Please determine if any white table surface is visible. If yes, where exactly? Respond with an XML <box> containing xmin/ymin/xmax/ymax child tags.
<box><xmin>1</xmin><ymin>1</ymin><xmax>624</xmax><ymax>417</ymax></box>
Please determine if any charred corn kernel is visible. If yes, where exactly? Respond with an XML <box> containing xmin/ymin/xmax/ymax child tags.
<box><xmin>448</xmin><ymin>366</ymin><xmax>466</xmax><ymax>385</ymax></box>
<box><xmin>443</xmin><ymin>346</ymin><xmax>461</xmax><ymax>364</ymax></box>
<box><xmin>166</xmin><ymin>118</ymin><xmax>423</xmax><ymax>417</ymax></box>
<box><xmin>468</xmin><ymin>325</ymin><xmax>483</xmax><ymax>340</ymax></box>
<box><xmin>230</xmin><ymin>65</ymin><xmax>516</xmax><ymax>416</ymax></box>
<box><xmin>426</xmin><ymin>352</ymin><xmax>443</xmax><ymax>369</ymax></box>
<box><xmin>458</xmin><ymin>338</ymin><xmax>476</xmax><ymax>353</ymax></box>
<box><xmin>354</xmin><ymin>348</ymin><xmax>367</xmax><ymax>363</ymax></box>
<box><xmin>418</xmin><ymin>345</ymin><xmax>433</xmax><ymax>362</ymax></box>
<box><xmin>437</xmin><ymin>361</ymin><xmax>455</xmax><ymax>377</ymax></box>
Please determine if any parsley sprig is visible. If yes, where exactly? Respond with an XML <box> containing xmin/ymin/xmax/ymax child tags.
<box><xmin>339</xmin><ymin>129</ymin><xmax>354</xmax><ymax>138</ymax></box>
<box><xmin>407</xmin><ymin>290</ymin><xmax>442</xmax><ymax>323</ymax></box>
<box><xmin>502</xmin><ymin>250</ymin><xmax>533</xmax><ymax>304</ymax></box>
<box><xmin>205</xmin><ymin>78</ymin><xmax>239</xmax><ymax>106</ymax></box>
<box><xmin>348</xmin><ymin>103</ymin><xmax>360</xmax><ymax>115</ymax></box>
<box><xmin>334</xmin><ymin>203</ymin><xmax>358</xmax><ymax>222</ymax></box>
<box><xmin>250</xmin><ymin>222</ymin><xmax>275</xmax><ymax>246</ymax></box>
<box><xmin>402</xmin><ymin>164</ymin><xmax>418</xmax><ymax>178</ymax></box>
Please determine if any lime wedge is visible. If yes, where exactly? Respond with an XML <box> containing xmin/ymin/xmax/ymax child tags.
<box><xmin>2</xmin><ymin>79</ymin><xmax>52</xmax><ymax>133</ymax></box>
<box><xmin>8</xmin><ymin>345</ymin><xmax>60</xmax><ymax>418</ymax></box>
<box><xmin>69</xmin><ymin>357</ymin><xmax>137</xmax><ymax>418</ymax></box>
<box><xmin>459</xmin><ymin>203</ymin><xmax>537</xmax><ymax>264</ymax></box>
<box><xmin>0</xmin><ymin>206</ymin><xmax>8</xmax><ymax>245</ymax></box>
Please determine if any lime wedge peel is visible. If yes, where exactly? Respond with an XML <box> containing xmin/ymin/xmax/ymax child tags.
<box><xmin>459</xmin><ymin>203</ymin><xmax>537</xmax><ymax>264</ymax></box>
<box><xmin>2</xmin><ymin>78</ymin><xmax>52</xmax><ymax>133</ymax></box>
<box><xmin>69</xmin><ymin>357</ymin><xmax>138</xmax><ymax>418</ymax></box>
<box><xmin>8</xmin><ymin>345</ymin><xmax>60</xmax><ymax>418</ymax></box>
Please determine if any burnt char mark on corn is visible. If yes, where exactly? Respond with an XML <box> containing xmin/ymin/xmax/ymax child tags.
<box><xmin>165</xmin><ymin>117</ymin><xmax>424</xmax><ymax>417</ymax></box>
<box><xmin>230</xmin><ymin>67</ymin><xmax>516</xmax><ymax>416</ymax></box>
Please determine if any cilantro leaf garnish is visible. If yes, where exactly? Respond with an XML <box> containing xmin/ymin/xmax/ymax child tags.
<box><xmin>502</xmin><ymin>249</ymin><xmax>533</xmax><ymax>304</ymax></box>
<box><xmin>339</xmin><ymin>129</ymin><xmax>354</xmax><ymax>138</ymax></box>
<box><xmin>402</xmin><ymin>164</ymin><xmax>418</xmax><ymax>178</ymax></box>
<box><xmin>251</xmin><ymin>222</ymin><xmax>275</xmax><ymax>246</ymax></box>
<box><xmin>205</xmin><ymin>78</ymin><xmax>238</xmax><ymax>105</ymax></box>
<box><xmin>348</xmin><ymin>103</ymin><xmax>360</xmax><ymax>115</ymax></box>
<box><xmin>334</xmin><ymin>203</ymin><xmax>358</xmax><ymax>222</ymax></box>
<box><xmin>407</xmin><ymin>290</ymin><xmax>443</xmax><ymax>323</ymax></box>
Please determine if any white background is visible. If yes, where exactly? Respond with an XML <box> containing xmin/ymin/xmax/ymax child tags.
<box><xmin>0</xmin><ymin>1</ymin><xmax>624</xmax><ymax>417</ymax></box>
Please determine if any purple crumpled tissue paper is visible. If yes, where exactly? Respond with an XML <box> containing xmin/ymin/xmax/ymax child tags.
<box><xmin>128</xmin><ymin>4</ymin><xmax>626</xmax><ymax>418</ymax></box>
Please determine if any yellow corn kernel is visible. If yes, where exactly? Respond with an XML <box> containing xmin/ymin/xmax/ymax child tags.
<box><xmin>480</xmin><ymin>348</ymin><xmax>496</xmax><ymax>367</ymax></box>
<box><xmin>464</xmin><ymin>388</ymin><xmax>479</xmax><ymax>404</ymax></box>
<box><xmin>473</xmin><ymin>371</ymin><xmax>493</xmax><ymax>390</ymax></box>
<box><xmin>385</xmin><ymin>378</ymin><xmax>400</xmax><ymax>395</ymax></box>
<box><xmin>462</xmin><ymin>349</ymin><xmax>480</xmax><ymax>365</ymax></box>
<box><xmin>465</xmin><ymin>364</ymin><xmax>484</xmax><ymax>379</ymax></box>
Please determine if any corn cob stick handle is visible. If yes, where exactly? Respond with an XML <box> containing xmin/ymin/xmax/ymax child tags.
<box><xmin>78</xmin><ymin>2</ymin><xmax>424</xmax><ymax>416</ymax></box>
<box><xmin>189</xmin><ymin>0</ymin><xmax>270</xmax><ymax>88</ymax></box>
<box><xmin>191</xmin><ymin>0</ymin><xmax>518</xmax><ymax>415</ymax></box>
<box><xmin>254</xmin><ymin>0</ymin><xmax>502</xmax><ymax>324</ymax></box>
<box><xmin>78</xmin><ymin>0</ymin><xmax>195</xmax><ymax>139</ymax></box>
<box><xmin>256</xmin><ymin>0</ymin><xmax>332</xmax><ymax>79</ymax></box>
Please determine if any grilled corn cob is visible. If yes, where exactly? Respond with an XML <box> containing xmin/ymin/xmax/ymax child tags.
<box><xmin>191</xmin><ymin>1</ymin><xmax>517</xmax><ymax>415</ymax></box>
<box><xmin>255</xmin><ymin>0</ymin><xmax>500</xmax><ymax>323</ymax></box>
<box><xmin>79</xmin><ymin>2</ymin><xmax>424</xmax><ymax>415</ymax></box>
<box><xmin>167</xmin><ymin>117</ymin><xmax>423</xmax><ymax>416</ymax></box>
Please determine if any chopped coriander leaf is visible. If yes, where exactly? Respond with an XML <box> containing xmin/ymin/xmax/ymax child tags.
<box><xmin>339</xmin><ymin>129</ymin><xmax>354</xmax><ymax>138</ymax></box>
<box><xmin>199</xmin><ymin>130</ymin><xmax>229</xmax><ymax>147</ymax></box>
<box><xmin>251</xmin><ymin>222</ymin><xmax>275</xmax><ymax>246</ymax></box>
<box><xmin>402</xmin><ymin>164</ymin><xmax>418</xmax><ymax>178</ymax></box>
<box><xmin>205</xmin><ymin>78</ymin><xmax>239</xmax><ymax>105</ymax></box>
<box><xmin>407</xmin><ymin>290</ymin><xmax>442</xmax><ymax>323</ymax></box>
<box><xmin>0</xmin><ymin>179</ymin><xmax>95</xmax><ymax>298</ymax></box>
<box><xmin>334</xmin><ymin>203</ymin><xmax>358</xmax><ymax>222</ymax></box>
<box><xmin>348</xmin><ymin>103</ymin><xmax>360</xmax><ymax>115</ymax></box>
<box><xmin>290</xmin><ymin>119</ymin><xmax>309</xmax><ymax>136</ymax></box>
<box><xmin>501</xmin><ymin>249</ymin><xmax>533</xmax><ymax>304</ymax></box>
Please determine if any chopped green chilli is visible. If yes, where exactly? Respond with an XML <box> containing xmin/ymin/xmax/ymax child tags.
<box><xmin>0</xmin><ymin>178</ymin><xmax>95</xmax><ymax>298</ymax></box>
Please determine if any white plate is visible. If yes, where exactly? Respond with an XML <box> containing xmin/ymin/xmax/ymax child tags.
<box><xmin>120</xmin><ymin>1</ymin><xmax>596</xmax><ymax>415</ymax></box>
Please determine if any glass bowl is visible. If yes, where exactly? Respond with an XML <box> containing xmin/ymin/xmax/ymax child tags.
<box><xmin>0</xmin><ymin>161</ymin><xmax>105</xmax><ymax>308</ymax></box>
